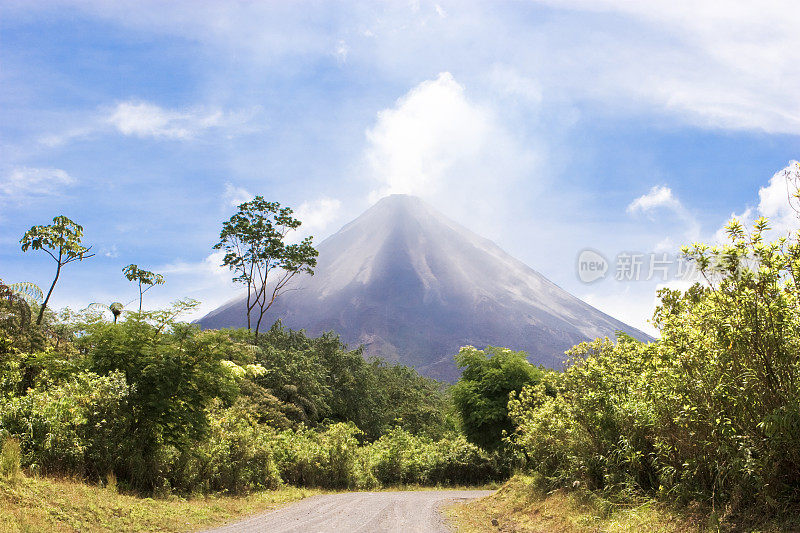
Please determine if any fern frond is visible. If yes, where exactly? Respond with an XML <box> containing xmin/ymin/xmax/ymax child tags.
<box><xmin>7</xmin><ymin>282</ymin><xmax>44</xmax><ymax>304</ymax></box>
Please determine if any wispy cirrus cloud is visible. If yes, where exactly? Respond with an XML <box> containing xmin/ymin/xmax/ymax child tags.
<box><xmin>40</xmin><ymin>100</ymin><xmax>260</xmax><ymax>147</ymax></box>
<box><xmin>0</xmin><ymin>167</ymin><xmax>76</xmax><ymax>201</ymax></box>
<box><xmin>9</xmin><ymin>1</ymin><xmax>799</xmax><ymax>136</ymax></box>
<box><xmin>106</xmin><ymin>101</ymin><xmax>224</xmax><ymax>139</ymax></box>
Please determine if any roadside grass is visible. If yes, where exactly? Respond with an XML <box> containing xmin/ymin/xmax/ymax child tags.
<box><xmin>0</xmin><ymin>474</ymin><xmax>319</xmax><ymax>533</ymax></box>
<box><xmin>447</xmin><ymin>475</ymin><xmax>701</xmax><ymax>533</ymax></box>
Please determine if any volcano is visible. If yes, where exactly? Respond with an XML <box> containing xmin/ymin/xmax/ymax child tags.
<box><xmin>198</xmin><ymin>195</ymin><xmax>650</xmax><ymax>380</ymax></box>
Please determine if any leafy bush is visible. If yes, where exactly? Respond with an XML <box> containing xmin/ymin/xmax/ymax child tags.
<box><xmin>0</xmin><ymin>371</ymin><xmax>128</xmax><ymax>478</ymax></box>
<box><xmin>510</xmin><ymin>216</ymin><xmax>800</xmax><ymax>516</ymax></box>
<box><xmin>79</xmin><ymin>307</ymin><xmax>244</xmax><ymax>491</ymax></box>
<box><xmin>367</xmin><ymin>427</ymin><xmax>503</xmax><ymax>486</ymax></box>
<box><xmin>0</xmin><ymin>296</ymin><xmax>494</xmax><ymax>495</ymax></box>
<box><xmin>271</xmin><ymin>422</ymin><xmax>363</xmax><ymax>489</ymax></box>
<box><xmin>452</xmin><ymin>346</ymin><xmax>545</xmax><ymax>450</ymax></box>
<box><xmin>169</xmin><ymin>401</ymin><xmax>280</xmax><ymax>494</ymax></box>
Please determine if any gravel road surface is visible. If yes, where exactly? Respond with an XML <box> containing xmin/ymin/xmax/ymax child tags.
<box><xmin>203</xmin><ymin>490</ymin><xmax>494</xmax><ymax>533</ymax></box>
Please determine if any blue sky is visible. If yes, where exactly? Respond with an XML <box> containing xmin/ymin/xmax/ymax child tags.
<box><xmin>1</xmin><ymin>0</ymin><xmax>799</xmax><ymax>334</ymax></box>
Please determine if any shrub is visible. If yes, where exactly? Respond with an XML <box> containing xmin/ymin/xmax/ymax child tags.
<box><xmin>0</xmin><ymin>371</ymin><xmax>128</xmax><ymax>478</ymax></box>
<box><xmin>0</xmin><ymin>437</ymin><xmax>21</xmax><ymax>479</ymax></box>
<box><xmin>366</xmin><ymin>427</ymin><xmax>503</xmax><ymax>486</ymax></box>
<box><xmin>451</xmin><ymin>346</ymin><xmax>544</xmax><ymax>450</ymax></box>
<box><xmin>271</xmin><ymin>422</ymin><xmax>362</xmax><ymax>489</ymax></box>
<box><xmin>510</xmin><ymin>217</ymin><xmax>800</xmax><ymax>515</ymax></box>
<box><xmin>170</xmin><ymin>401</ymin><xmax>280</xmax><ymax>494</ymax></box>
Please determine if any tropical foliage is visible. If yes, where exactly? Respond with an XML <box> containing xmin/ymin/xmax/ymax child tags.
<box><xmin>5</xmin><ymin>181</ymin><xmax>800</xmax><ymax>528</ymax></box>
<box><xmin>507</xmin><ymin>215</ymin><xmax>800</xmax><ymax>521</ymax></box>
<box><xmin>451</xmin><ymin>346</ymin><xmax>545</xmax><ymax>450</ymax></box>
<box><xmin>214</xmin><ymin>197</ymin><xmax>319</xmax><ymax>336</ymax></box>
<box><xmin>0</xmin><ymin>298</ymin><xmax>499</xmax><ymax>494</ymax></box>
<box><xmin>122</xmin><ymin>264</ymin><xmax>165</xmax><ymax>312</ymax></box>
<box><xmin>19</xmin><ymin>216</ymin><xmax>94</xmax><ymax>324</ymax></box>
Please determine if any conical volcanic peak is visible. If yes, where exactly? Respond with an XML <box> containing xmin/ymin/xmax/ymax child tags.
<box><xmin>199</xmin><ymin>195</ymin><xmax>650</xmax><ymax>380</ymax></box>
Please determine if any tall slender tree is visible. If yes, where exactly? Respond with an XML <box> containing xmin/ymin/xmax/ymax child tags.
<box><xmin>20</xmin><ymin>215</ymin><xmax>94</xmax><ymax>325</ymax></box>
<box><xmin>122</xmin><ymin>264</ymin><xmax>165</xmax><ymax>312</ymax></box>
<box><xmin>214</xmin><ymin>197</ymin><xmax>318</xmax><ymax>337</ymax></box>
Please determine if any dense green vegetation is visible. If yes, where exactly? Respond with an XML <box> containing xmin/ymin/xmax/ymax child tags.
<box><xmin>451</xmin><ymin>346</ymin><xmax>546</xmax><ymax>450</ymax></box>
<box><xmin>5</xmin><ymin>179</ymin><xmax>800</xmax><ymax>530</ymax></box>
<box><xmin>1</xmin><ymin>204</ymin><xmax>514</xmax><ymax>499</ymax></box>
<box><xmin>506</xmin><ymin>215</ymin><xmax>800</xmax><ymax>527</ymax></box>
<box><xmin>0</xmin><ymin>295</ymin><xmax>506</xmax><ymax>495</ymax></box>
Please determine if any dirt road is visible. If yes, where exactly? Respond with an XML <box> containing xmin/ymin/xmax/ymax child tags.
<box><xmin>203</xmin><ymin>490</ymin><xmax>493</xmax><ymax>533</ymax></box>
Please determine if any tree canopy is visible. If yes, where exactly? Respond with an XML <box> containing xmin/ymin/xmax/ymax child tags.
<box><xmin>20</xmin><ymin>216</ymin><xmax>94</xmax><ymax>324</ymax></box>
<box><xmin>214</xmin><ymin>197</ymin><xmax>318</xmax><ymax>336</ymax></box>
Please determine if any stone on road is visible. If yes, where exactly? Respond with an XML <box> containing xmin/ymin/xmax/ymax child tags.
<box><xmin>203</xmin><ymin>490</ymin><xmax>494</xmax><ymax>533</ymax></box>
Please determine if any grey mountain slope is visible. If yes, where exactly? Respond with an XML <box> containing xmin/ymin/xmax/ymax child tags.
<box><xmin>198</xmin><ymin>194</ymin><xmax>651</xmax><ymax>381</ymax></box>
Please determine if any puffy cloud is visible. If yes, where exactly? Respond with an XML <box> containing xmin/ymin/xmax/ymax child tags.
<box><xmin>757</xmin><ymin>161</ymin><xmax>800</xmax><ymax>233</ymax></box>
<box><xmin>364</xmin><ymin>72</ymin><xmax>538</xmax><ymax>225</ymax></box>
<box><xmin>713</xmin><ymin>161</ymin><xmax>800</xmax><ymax>242</ymax></box>
<box><xmin>0</xmin><ymin>167</ymin><xmax>76</xmax><ymax>201</ymax></box>
<box><xmin>627</xmin><ymin>185</ymin><xmax>681</xmax><ymax>214</ymax></box>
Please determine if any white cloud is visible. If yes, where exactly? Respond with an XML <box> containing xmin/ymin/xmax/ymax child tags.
<box><xmin>0</xmin><ymin>167</ymin><xmax>76</xmax><ymax>200</ymax></box>
<box><xmin>627</xmin><ymin>185</ymin><xmax>681</xmax><ymax>214</ymax></box>
<box><xmin>15</xmin><ymin>1</ymin><xmax>800</xmax><ymax>135</ymax></box>
<box><xmin>364</xmin><ymin>72</ymin><xmax>538</xmax><ymax>223</ymax></box>
<box><xmin>757</xmin><ymin>161</ymin><xmax>800</xmax><ymax>234</ymax></box>
<box><xmin>40</xmin><ymin>100</ymin><xmax>259</xmax><ymax>146</ymax></box>
<box><xmin>714</xmin><ymin>161</ymin><xmax>800</xmax><ymax>242</ymax></box>
<box><xmin>627</xmin><ymin>185</ymin><xmax>700</xmax><ymax>248</ymax></box>
<box><xmin>295</xmin><ymin>197</ymin><xmax>342</xmax><ymax>233</ymax></box>
<box><xmin>524</xmin><ymin>0</ymin><xmax>800</xmax><ymax>134</ymax></box>
<box><xmin>222</xmin><ymin>183</ymin><xmax>253</xmax><ymax>208</ymax></box>
<box><xmin>107</xmin><ymin>101</ymin><xmax>224</xmax><ymax>139</ymax></box>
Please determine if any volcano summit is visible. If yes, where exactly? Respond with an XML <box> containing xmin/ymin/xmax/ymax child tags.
<box><xmin>198</xmin><ymin>195</ymin><xmax>650</xmax><ymax>380</ymax></box>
